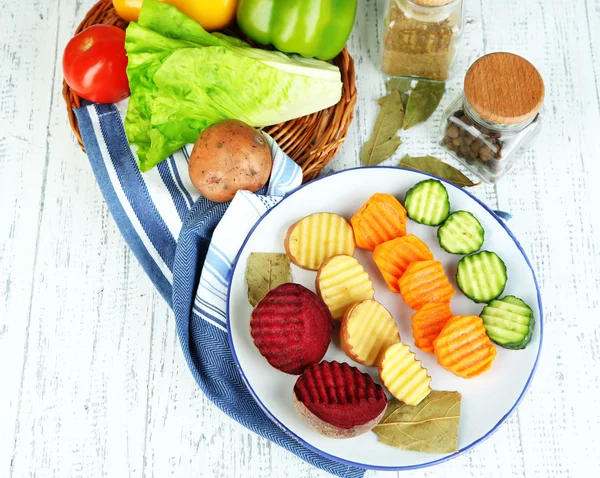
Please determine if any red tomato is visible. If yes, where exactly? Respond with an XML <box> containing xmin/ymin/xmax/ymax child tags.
<box><xmin>63</xmin><ymin>25</ymin><xmax>130</xmax><ymax>104</ymax></box>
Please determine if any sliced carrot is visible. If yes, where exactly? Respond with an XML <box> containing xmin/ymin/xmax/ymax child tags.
<box><xmin>372</xmin><ymin>235</ymin><xmax>434</xmax><ymax>293</ymax></box>
<box><xmin>350</xmin><ymin>193</ymin><xmax>407</xmax><ymax>251</ymax></box>
<box><xmin>398</xmin><ymin>260</ymin><xmax>455</xmax><ymax>310</ymax></box>
<box><xmin>411</xmin><ymin>302</ymin><xmax>454</xmax><ymax>353</ymax></box>
<box><xmin>433</xmin><ymin>315</ymin><xmax>497</xmax><ymax>378</ymax></box>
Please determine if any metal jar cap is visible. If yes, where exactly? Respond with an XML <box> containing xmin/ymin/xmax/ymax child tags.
<box><xmin>464</xmin><ymin>52</ymin><xmax>545</xmax><ymax>125</ymax></box>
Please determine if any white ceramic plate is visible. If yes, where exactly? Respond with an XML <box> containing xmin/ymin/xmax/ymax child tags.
<box><xmin>227</xmin><ymin>167</ymin><xmax>543</xmax><ymax>471</ymax></box>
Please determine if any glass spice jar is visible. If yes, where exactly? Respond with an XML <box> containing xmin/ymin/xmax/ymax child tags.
<box><xmin>440</xmin><ymin>52</ymin><xmax>546</xmax><ymax>183</ymax></box>
<box><xmin>381</xmin><ymin>0</ymin><xmax>464</xmax><ymax>81</ymax></box>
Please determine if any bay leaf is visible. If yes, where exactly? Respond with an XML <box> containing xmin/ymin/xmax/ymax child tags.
<box><xmin>386</xmin><ymin>78</ymin><xmax>413</xmax><ymax>93</ymax></box>
<box><xmin>246</xmin><ymin>253</ymin><xmax>291</xmax><ymax>307</ymax></box>
<box><xmin>386</xmin><ymin>78</ymin><xmax>413</xmax><ymax>108</ymax></box>
<box><xmin>361</xmin><ymin>90</ymin><xmax>404</xmax><ymax>166</ymax></box>
<box><xmin>399</xmin><ymin>92</ymin><xmax>410</xmax><ymax>110</ymax></box>
<box><xmin>403</xmin><ymin>81</ymin><xmax>445</xmax><ymax>130</ymax></box>
<box><xmin>373</xmin><ymin>391</ymin><xmax>462</xmax><ymax>454</ymax></box>
<box><xmin>399</xmin><ymin>154</ymin><xmax>480</xmax><ymax>188</ymax></box>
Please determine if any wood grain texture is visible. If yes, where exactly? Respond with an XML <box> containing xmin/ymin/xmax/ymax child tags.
<box><xmin>1</xmin><ymin>0</ymin><xmax>599</xmax><ymax>477</ymax></box>
<box><xmin>0</xmin><ymin>0</ymin><xmax>65</xmax><ymax>475</ymax></box>
<box><xmin>464</xmin><ymin>52</ymin><xmax>545</xmax><ymax>124</ymax></box>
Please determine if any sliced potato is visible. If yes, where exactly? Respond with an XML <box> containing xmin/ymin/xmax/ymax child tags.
<box><xmin>341</xmin><ymin>299</ymin><xmax>401</xmax><ymax>366</ymax></box>
<box><xmin>316</xmin><ymin>255</ymin><xmax>375</xmax><ymax>320</ymax></box>
<box><xmin>379</xmin><ymin>343</ymin><xmax>432</xmax><ymax>406</ymax></box>
<box><xmin>284</xmin><ymin>213</ymin><xmax>355</xmax><ymax>270</ymax></box>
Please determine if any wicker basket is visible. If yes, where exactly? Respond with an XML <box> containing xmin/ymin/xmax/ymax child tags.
<box><xmin>63</xmin><ymin>0</ymin><xmax>357</xmax><ymax>182</ymax></box>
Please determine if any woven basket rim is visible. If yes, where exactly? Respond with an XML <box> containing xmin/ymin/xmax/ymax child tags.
<box><xmin>63</xmin><ymin>0</ymin><xmax>357</xmax><ymax>182</ymax></box>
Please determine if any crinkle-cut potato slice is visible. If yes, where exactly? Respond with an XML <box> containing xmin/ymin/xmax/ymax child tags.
<box><xmin>316</xmin><ymin>255</ymin><xmax>375</xmax><ymax>320</ymax></box>
<box><xmin>350</xmin><ymin>193</ymin><xmax>407</xmax><ymax>251</ymax></box>
<box><xmin>433</xmin><ymin>315</ymin><xmax>497</xmax><ymax>379</ymax></box>
<box><xmin>411</xmin><ymin>302</ymin><xmax>454</xmax><ymax>354</ymax></box>
<box><xmin>372</xmin><ymin>235</ymin><xmax>434</xmax><ymax>293</ymax></box>
<box><xmin>341</xmin><ymin>299</ymin><xmax>401</xmax><ymax>366</ymax></box>
<box><xmin>398</xmin><ymin>260</ymin><xmax>455</xmax><ymax>310</ymax></box>
<box><xmin>284</xmin><ymin>213</ymin><xmax>355</xmax><ymax>271</ymax></box>
<box><xmin>379</xmin><ymin>342</ymin><xmax>432</xmax><ymax>406</ymax></box>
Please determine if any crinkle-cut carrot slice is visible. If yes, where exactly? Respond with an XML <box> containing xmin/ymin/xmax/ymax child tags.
<box><xmin>372</xmin><ymin>235</ymin><xmax>433</xmax><ymax>293</ymax></box>
<box><xmin>411</xmin><ymin>302</ymin><xmax>454</xmax><ymax>353</ymax></box>
<box><xmin>398</xmin><ymin>260</ymin><xmax>455</xmax><ymax>310</ymax></box>
<box><xmin>351</xmin><ymin>193</ymin><xmax>407</xmax><ymax>251</ymax></box>
<box><xmin>433</xmin><ymin>315</ymin><xmax>497</xmax><ymax>379</ymax></box>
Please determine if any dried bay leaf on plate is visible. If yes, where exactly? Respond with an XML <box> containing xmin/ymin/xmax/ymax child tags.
<box><xmin>360</xmin><ymin>90</ymin><xmax>404</xmax><ymax>167</ymax></box>
<box><xmin>403</xmin><ymin>81</ymin><xmax>445</xmax><ymax>130</ymax></box>
<box><xmin>373</xmin><ymin>391</ymin><xmax>461</xmax><ymax>454</ymax></box>
<box><xmin>246</xmin><ymin>253</ymin><xmax>292</xmax><ymax>306</ymax></box>
<box><xmin>399</xmin><ymin>154</ymin><xmax>480</xmax><ymax>188</ymax></box>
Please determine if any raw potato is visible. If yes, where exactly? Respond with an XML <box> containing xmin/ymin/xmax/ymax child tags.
<box><xmin>379</xmin><ymin>343</ymin><xmax>432</xmax><ymax>406</ymax></box>
<box><xmin>188</xmin><ymin>119</ymin><xmax>272</xmax><ymax>202</ymax></box>
<box><xmin>316</xmin><ymin>255</ymin><xmax>375</xmax><ymax>320</ymax></box>
<box><xmin>341</xmin><ymin>300</ymin><xmax>400</xmax><ymax>366</ymax></box>
<box><xmin>285</xmin><ymin>213</ymin><xmax>355</xmax><ymax>270</ymax></box>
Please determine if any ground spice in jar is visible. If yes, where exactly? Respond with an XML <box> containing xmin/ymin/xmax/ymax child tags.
<box><xmin>381</xmin><ymin>0</ymin><xmax>462</xmax><ymax>80</ymax></box>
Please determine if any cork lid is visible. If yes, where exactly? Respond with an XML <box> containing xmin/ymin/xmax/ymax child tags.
<box><xmin>411</xmin><ymin>0</ymin><xmax>456</xmax><ymax>5</ymax></box>
<box><xmin>464</xmin><ymin>52</ymin><xmax>545</xmax><ymax>125</ymax></box>
<box><xmin>411</xmin><ymin>0</ymin><xmax>454</xmax><ymax>7</ymax></box>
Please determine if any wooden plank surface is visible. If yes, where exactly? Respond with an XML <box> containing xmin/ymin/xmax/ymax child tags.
<box><xmin>1</xmin><ymin>0</ymin><xmax>599</xmax><ymax>476</ymax></box>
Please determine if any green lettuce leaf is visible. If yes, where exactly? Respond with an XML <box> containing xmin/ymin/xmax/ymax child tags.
<box><xmin>124</xmin><ymin>0</ymin><xmax>342</xmax><ymax>172</ymax></box>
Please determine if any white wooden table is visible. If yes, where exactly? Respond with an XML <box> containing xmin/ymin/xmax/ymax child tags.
<box><xmin>2</xmin><ymin>0</ymin><xmax>600</xmax><ymax>476</ymax></box>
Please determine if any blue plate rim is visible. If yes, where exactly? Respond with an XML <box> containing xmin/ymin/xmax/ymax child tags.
<box><xmin>226</xmin><ymin>166</ymin><xmax>544</xmax><ymax>471</ymax></box>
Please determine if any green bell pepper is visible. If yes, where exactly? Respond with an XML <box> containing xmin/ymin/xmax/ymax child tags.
<box><xmin>236</xmin><ymin>0</ymin><xmax>357</xmax><ymax>61</ymax></box>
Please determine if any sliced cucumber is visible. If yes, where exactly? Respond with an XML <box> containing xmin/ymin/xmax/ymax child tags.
<box><xmin>456</xmin><ymin>251</ymin><xmax>507</xmax><ymax>303</ymax></box>
<box><xmin>404</xmin><ymin>179</ymin><xmax>450</xmax><ymax>226</ymax></box>
<box><xmin>438</xmin><ymin>211</ymin><xmax>484</xmax><ymax>254</ymax></box>
<box><xmin>481</xmin><ymin>295</ymin><xmax>535</xmax><ymax>349</ymax></box>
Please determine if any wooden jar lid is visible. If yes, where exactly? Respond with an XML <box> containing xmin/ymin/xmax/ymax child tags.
<box><xmin>464</xmin><ymin>52</ymin><xmax>545</xmax><ymax>125</ymax></box>
<box><xmin>411</xmin><ymin>0</ymin><xmax>456</xmax><ymax>6</ymax></box>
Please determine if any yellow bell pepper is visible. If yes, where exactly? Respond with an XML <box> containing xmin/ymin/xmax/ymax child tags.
<box><xmin>113</xmin><ymin>0</ymin><xmax>143</xmax><ymax>22</ymax></box>
<box><xmin>113</xmin><ymin>0</ymin><xmax>238</xmax><ymax>31</ymax></box>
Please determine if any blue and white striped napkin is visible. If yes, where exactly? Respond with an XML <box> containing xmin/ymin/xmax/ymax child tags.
<box><xmin>74</xmin><ymin>100</ymin><xmax>365</xmax><ymax>478</ymax></box>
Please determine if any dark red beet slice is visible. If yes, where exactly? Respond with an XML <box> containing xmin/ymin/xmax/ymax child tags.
<box><xmin>250</xmin><ymin>283</ymin><xmax>333</xmax><ymax>375</ymax></box>
<box><xmin>293</xmin><ymin>361</ymin><xmax>388</xmax><ymax>438</ymax></box>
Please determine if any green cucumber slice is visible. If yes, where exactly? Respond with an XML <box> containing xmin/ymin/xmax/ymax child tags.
<box><xmin>481</xmin><ymin>295</ymin><xmax>535</xmax><ymax>349</ymax></box>
<box><xmin>456</xmin><ymin>251</ymin><xmax>507</xmax><ymax>303</ymax></box>
<box><xmin>438</xmin><ymin>211</ymin><xmax>485</xmax><ymax>254</ymax></box>
<box><xmin>404</xmin><ymin>179</ymin><xmax>450</xmax><ymax>226</ymax></box>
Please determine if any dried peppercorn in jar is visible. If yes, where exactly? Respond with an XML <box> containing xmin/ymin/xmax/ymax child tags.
<box><xmin>381</xmin><ymin>0</ymin><xmax>464</xmax><ymax>80</ymax></box>
<box><xmin>440</xmin><ymin>52</ymin><xmax>546</xmax><ymax>183</ymax></box>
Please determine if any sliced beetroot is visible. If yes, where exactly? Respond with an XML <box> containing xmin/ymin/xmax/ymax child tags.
<box><xmin>250</xmin><ymin>283</ymin><xmax>333</xmax><ymax>375</ymax></box>
<box><xmin>293</xmin><ymin>361</ymin><xmax>388</xmax><ymax>438</ymax></box>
